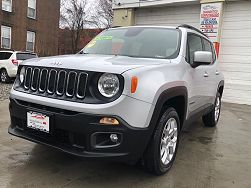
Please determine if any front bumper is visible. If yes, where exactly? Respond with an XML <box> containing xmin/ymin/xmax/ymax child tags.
<box><xmin>9</xmin><ymin>98</ymin><xmax>152</xmax><ymax>164</ymax></box>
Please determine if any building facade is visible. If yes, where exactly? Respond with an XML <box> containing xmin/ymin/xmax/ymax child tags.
<box><xmin>113</xmin><ymin>0</ymin><xmax>251</xmax><ymax>105</ymax></box>
<box><xmin>0</xmin><ymin>0</ymin><xmax>60</xmax><ymax>57</ymax></box>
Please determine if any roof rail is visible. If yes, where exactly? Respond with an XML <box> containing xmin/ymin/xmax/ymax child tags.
<box><xmin>177</xmin><ymin>24</ymin><xmax>208</xmax><ymax>38</ymax></box>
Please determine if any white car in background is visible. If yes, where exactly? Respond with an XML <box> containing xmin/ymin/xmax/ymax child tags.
<box><xmin>0</xmin><ymin>51</ymin><xmax>38</xmax><ymax>83</ymax></box>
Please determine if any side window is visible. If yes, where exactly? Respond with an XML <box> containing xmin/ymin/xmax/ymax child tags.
<box><xmin>203</xmin><ymin>39</ymin><xmax>212</xmax><ymax>52</ymax></box>
<box><xmin>211</xmin><ymin>43</ymin><xmax>217</xmax><ymax>62</ymax></box>
<box><xmin>5</xmin><ymin>52</ymin><xmax>12</xmax><ymax>59</ymax></box>
<box><xmin>0</xmin><ymin>52</ymin><xmax>5</xmax><ymax>60</ymax></box>
<box><xmin>202</xmin><ymin>39</ymin><xmax>216</xmax><ymax>63</ymax></box>
<box><xmin>187</xmin><ymin>34</ymin><xmax>203</xmax><ymax>64</ymax></box>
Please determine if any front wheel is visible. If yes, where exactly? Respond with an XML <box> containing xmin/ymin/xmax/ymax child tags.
<box><xmin>202</xmin><ymin>92</ymin><xmax>222</xmax><ymax>127</ymax></box>
<box><xmin>0</xmin><ymin>69</ymin><xmax>11</xmax><ymax>83</ymax></box>
<box><xmin>143</xmin><ymin>107</ymin><xmax>180</xmax><ymax>175</ymax></box>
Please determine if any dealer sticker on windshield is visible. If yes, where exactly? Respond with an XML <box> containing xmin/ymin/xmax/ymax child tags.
<box><xmin>27</xmin><ymin>112</ymin><xmax>50</xmax><ymax>133</ymax></box>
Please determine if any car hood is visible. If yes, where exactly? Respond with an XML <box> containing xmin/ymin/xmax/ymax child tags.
<box><xmin>21</xmin><ymin>54</ymin><xmax>170</xmax><ymax>74</ymax></box>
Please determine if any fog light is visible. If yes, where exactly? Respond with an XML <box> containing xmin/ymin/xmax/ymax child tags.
<box><xmin>110</xmin><ymin>134</ymin><xmax>118</xmax><ymax>143</ymax></box>
<box><xmin>99</xmin><ymin>117</ymin><xmax>119</xmax><ymax>125</ymax></box>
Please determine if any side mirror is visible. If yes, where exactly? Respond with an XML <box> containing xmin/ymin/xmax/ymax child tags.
<box><xmin>191</xmin><ymin>51</ymin><xmax>212</xmax><ymax>68</ymax></box>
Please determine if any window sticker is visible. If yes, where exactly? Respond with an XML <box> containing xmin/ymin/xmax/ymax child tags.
<box><xmin>95</xmin><ymin>36</ymin><xmax>113</xmax><ymax>41</ymax></box>
<box><xmin>86</xmin><ymin>40</ymin><xmax>96</xmax><ymax>48</ymax></box>
<box><xmin>86</xmin><ymin>36</ymin><xmax>114</xmax><ymax>48</ymax></box>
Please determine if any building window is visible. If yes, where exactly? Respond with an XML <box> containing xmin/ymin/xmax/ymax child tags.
<box><xmin>1</xmin><ymin>26</ymin><xmax>11</xmax><ymax>49</ymax></box>
<box><xmin>27</xmin><ymin>0</ymin><xmax>36</xmax><ymax>19</ymax></box>
<box><xmin>26</xmin><ymin>31</ymin><xmax>35</xmax><ymax>51</ymax></box>
<box><xmin>2</xmin><ymin>0</ymin><xmax>12</xmax><ymax>12</ymax></box>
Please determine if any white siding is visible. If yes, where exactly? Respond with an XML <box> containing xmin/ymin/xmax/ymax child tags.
<box><xmin>135</xmin><ymin>4</ymin><xmax>201</xmax><ymax>28</ymax></box>
<box><xmin>219</xmin><ymin>1</ymin><xmax>251</xmax><ymax>105</ymax></box>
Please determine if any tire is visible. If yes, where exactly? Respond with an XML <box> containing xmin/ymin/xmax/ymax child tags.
<box><xmin>0</xmin><ymin>69</ymin><xmax>11</xmax><ymax>83</ymax></box>
<box><xmin>202</xmin><ymin>92</ymin><xmax>221</xmax><ymax>127</ymax></box>
<box><xmin>143</xmin><ymin>107</ymin><xmax>180</xmax><ymax>175</ymax></box>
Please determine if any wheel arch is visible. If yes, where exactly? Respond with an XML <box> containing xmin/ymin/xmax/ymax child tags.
<box><xmin>149</xmin><ymin>86</ymin><xmax>188</xmax><ymax>131</ymax></box>
<box><xmin>0</xmin><ymin>67</ymin><xmax>7</xmax><ymax>71</ymax></box>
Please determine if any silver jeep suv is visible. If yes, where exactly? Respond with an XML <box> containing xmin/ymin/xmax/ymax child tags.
<box><xmin>9</xmin><ymin>25</ymin><xmax>224</xmax><ymax>175</ymax></box>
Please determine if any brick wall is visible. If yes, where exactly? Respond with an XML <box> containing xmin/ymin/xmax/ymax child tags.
<box><xmin>58</xmin><ymin>28</ymin><xmax>102</xmax><ymax>55</ymax></box>
<box><xmin>0</xmin><ymin>0</ymin><xmax>60</xmax><ymax>57</ymax></box>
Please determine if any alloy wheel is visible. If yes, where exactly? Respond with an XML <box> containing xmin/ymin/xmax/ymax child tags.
<box><xmin>1</xmin><ymin>71</ymin><xmax>7</xmax><ymax>82</ymax></box>
<box><xmin>160</xmin><ymin>118</ymin><xmax>178</xmax><ymax>165</ymax></box>
<box><xmin>215</xmin><ymin>96</ymin><xmax>221</xmax><ymax>122</ymax></box>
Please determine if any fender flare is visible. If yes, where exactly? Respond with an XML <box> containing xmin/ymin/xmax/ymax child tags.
<box><xmin>148</xmin><ymin>86</ymin><xmax>188</xmax><ymax>132</ymax></box>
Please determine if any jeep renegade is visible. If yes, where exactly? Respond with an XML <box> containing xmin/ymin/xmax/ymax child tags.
<box><xmin>9</xmin><ymin>25</ymin><xmax>224</xmax><ymax>175</ymax></box>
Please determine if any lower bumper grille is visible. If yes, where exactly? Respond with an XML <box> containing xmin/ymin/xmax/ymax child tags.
<box><xmin>11</xmin><ymin>117</ymin><xmax>86</xmax><ymax>149</ymax></box>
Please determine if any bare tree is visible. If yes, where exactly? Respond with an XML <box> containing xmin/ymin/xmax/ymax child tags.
<box><xmin>60</xmin><ymin>0</ymin><xmax>88</xmax><ymax>53</ymax></box>
<box><xmin>90</xmin><ymin>0</ymin><xmax>113</xmax><ymax>29</ymax></box>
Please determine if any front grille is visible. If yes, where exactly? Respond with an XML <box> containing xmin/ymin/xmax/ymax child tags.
<box><xmin>22</xmin><ymin>67</ymin><xmax>88</xmax><ymax>100</ymax></box>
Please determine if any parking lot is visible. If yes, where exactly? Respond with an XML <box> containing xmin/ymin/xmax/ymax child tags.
<box><xmin>0</xmin><ymin>83</ymin><xmax>251</xmax><ymax>188</ymax></box>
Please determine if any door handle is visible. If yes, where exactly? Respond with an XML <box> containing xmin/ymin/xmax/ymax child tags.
<box><xmin>215</xmin><ymin>71</ymin><xmax>220</xmax><ymax>75</ymax></box>
<box><xmin>204</xmin><ymin>72</ymin><xmax>209</xmax><ymax>77</ymax></box>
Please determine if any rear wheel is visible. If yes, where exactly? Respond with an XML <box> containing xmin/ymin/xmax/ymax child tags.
<box><xmin>202</xmin><ymin>92</ymin><xmax>221</xmax><ymax>127</ymax></box>
<box><xmin>0</xmin><ymin>69</ymin><xmax>11</xmax><ymax>83</ymax></box>
<box><xmin>143</xmin><ymin>107</ymin><xmax>180</xmax><ymax>175</ymax></box>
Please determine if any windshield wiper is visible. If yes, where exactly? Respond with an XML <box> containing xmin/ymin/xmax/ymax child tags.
<box><xmin>78</xmin><ymin>51</ymin><xmax>90</xmax><ymax>55</ymax></box>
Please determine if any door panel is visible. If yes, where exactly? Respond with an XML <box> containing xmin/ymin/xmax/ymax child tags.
<box><xmin>202</xmin><ymin>38</ymin><xmax>218</xmax><ymax>104</ymax></box>
<box><xmin>187</xmin><ymin>33</ymin><xmax>209</xmax><ymax>110</ymax></box>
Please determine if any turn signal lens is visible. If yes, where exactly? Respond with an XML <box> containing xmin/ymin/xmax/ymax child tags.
<box><xmin>131</xmin><ymin>76</ymin><xmax>138</xmax><ymax>93</ymax></box>
<box><xmin>99</xmin><ymin>117</ymin><xmax>119</xmax><ymax>125</ymax></box>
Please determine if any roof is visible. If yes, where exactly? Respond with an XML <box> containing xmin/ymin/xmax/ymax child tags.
<box><xmin>109</xmin><ymin>25</ymin><xmax>177</xmax><ymax>30</ymax></box>
<box><xmin>109</xmin><ymin>25</ymin><xmax>209</xmax><ymax>39</ymax></box>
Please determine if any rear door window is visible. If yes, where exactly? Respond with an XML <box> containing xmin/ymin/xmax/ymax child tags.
<box><xmin>16</xmin><ymin>53</ymin><xmax>37</xmax><ymax>60</ymax></box>
<box><xmin>5</xmin><ymin>52</ymin><xmax>12</xmax><ymax>59</ymax></box>
<box><xmin>0</xmin><ymin>52</ymin><xmax>12</xmax><ymax>60</ymax></box>
<box><xmin>0</xmin><ymin>52</ymin><xmax>5</xmax><ymax>60</ymax></box>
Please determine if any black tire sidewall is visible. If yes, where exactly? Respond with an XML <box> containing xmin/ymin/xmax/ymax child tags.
<box><xmin>154</xmin><ymin>108</ymin><xmax>180</xmax><ymax>174</ymax></box>
<box><xmin>0</xmin><ymin>69</ymin><xmax>10</xmax><ymax>83</ymax></box>
<box><xmin>214</xmin><ymin>92</ymin><xmax>222</xmax><ymax>123</ymax></box>
<box><xmin>202</xmin><ymin>92</ymin><xmax>222</xmax><ymax>127</ymax></box>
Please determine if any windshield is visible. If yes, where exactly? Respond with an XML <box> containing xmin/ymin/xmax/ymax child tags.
<box><xmin>81</xmin><ymin>27</ymin><xmax>181</xmax><ymax>59</ymax></box>
<box><xmin>17</xmin><ymin>53</ymin><xmax>37</xmax><ymax>60</ymax></box>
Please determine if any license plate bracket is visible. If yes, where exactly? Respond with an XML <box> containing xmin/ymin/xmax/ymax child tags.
<box><xmin>27</xmin><ymin>111</ymin><xmax>50</xmax><ymax>133</ymax></box>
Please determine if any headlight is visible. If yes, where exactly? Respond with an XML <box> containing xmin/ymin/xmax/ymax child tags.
<box><xmin>98</xmin><ymin>73</ymin><xmax>120</xmax><ymax>98</ymax></box>
<box><xmin>19</xmin><ymin>67</ymin><xmax>26</xmax><ymax>83</ymax></box>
